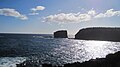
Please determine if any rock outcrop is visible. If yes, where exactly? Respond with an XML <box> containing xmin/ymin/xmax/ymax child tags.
<box><xmin>75</xmin><ymin>27</ymin><xmax>120</xmax><ymax>42</ymax></box>
<box><xmin>54</xmin><ymin>30</ymin><xmax>68</xmax><ymax>38</ymax></box>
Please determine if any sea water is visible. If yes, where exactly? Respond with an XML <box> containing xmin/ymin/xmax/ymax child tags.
<box><xmin>0</xmin><ymin>34</ymin><xmax>120</xmax><ymax>67</ymax></box>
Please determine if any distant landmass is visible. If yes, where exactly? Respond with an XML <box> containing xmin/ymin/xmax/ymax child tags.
<box><xmin>54</xmin><ymin>30</ymin><xmax>68</xmax><ymax>38</ymax></box>
<box><xmin>75</xmin><ymin>27</ymin><xmax>120</xmax><ymax>42</ymax></box>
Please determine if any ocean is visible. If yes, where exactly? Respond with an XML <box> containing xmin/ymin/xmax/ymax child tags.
<box><xmin>0</xmin><ymin>33</ymin><xmax>120</xmax><ymax>67</ymax></box>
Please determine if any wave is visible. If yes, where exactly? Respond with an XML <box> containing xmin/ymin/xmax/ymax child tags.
<box><xmin>33</xmin><ymin>36</ymin><xmax>44</xmax><ymax>38</ymax></box>
<box><xmin>0</xmin><ymin>36</ymin><xmax>4</xmax><ymax>38</ymax></box>
<box><xmin>0</xmin><ymin>57</ymin><xmax>26</xmax><ymax>67</ymax></box>
<box><xmin>33</xmin><ymin>35</ymin><xmax>53</xmax><ymax>39</ymax></box>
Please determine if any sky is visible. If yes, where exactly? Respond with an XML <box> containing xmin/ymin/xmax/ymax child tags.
<box><xmin>0</xmin><ymin>0</ymin><xmax>120</xmax><ymax>35</ymax></box>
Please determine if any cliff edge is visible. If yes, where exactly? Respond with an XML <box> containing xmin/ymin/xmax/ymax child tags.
<box><xmin>75</xmin><ymin>27</ymin><xmax>120</xmax><ymax>42</ymax></box>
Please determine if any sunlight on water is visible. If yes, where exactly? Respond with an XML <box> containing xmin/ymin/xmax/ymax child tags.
<box><xmin>84</xmin><ymin>41</ymin><xmax>110</xmax><ymax>59</ymax></box>
<box><xmin>1</xmin><ymin>35</ymin><xmax>120</xmax><ymax>66</ymax></box>
<box><xmin>0</xmin><ymin>57</ymin><xmax>26</xmax><ymax>67</ymax></box>
<box><xmin>67</xmin><ymin>40</ymin><xmax>120</xmax><ymax>62</ymax></box>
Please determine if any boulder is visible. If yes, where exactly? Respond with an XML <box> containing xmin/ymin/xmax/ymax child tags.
<box><xmin>54</xmin><ymin>30</ymin><xmax>68</xmax><ymax>38</ymax></box>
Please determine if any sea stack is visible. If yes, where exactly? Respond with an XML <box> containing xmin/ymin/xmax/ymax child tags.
<box><xmin>75</xmin><ymin>27</ymin><xmax>120</xmax><ymax>42</ymax></box>
<box><xmin>54</xmin><ymin>30</ymin><xmax>68</xmax><ymax>38</ymax></box>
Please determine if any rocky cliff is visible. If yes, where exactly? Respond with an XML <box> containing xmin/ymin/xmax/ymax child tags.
<box><xmin>54</xmin><ymin>30</ymin><xmax>68</xmax><ymax>38</ymax></box>
<box><xmin>75</xmin><ymin>27</ymin><xmax>120</xmax><ymax>42</ymax></box>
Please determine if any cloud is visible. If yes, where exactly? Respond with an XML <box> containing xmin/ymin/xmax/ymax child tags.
<box><xmin>44</xmin><ymin>10</ymin><xmax>93</xmax><ymax>24</ymax></box>
<box><xmin>44</xmin><ymin>9</ymin><xmax>120</xmax><ymax>24</ymax></box>
<box><xmin>31</xmin><ymin>6</ymin><xmax>45</xmax><ymax>12</ymax></box>
<box><xmin>88</xmin><ymin>10</ymin><xmax>96</xmax><ymax>16</ymax></box>
<box><xmin>29</xmin><ymin>12</ymin><xmax>39</xmax><ymax>15</ymax></box>
<box><xmin>0</xmin><ymin>8</ymin><xmax>28</xmax><ymax>20</ymax></box>
<box><xmin>95</xmin><ymin>9</ymin><xmax>120</xmax><ymax>18</ymax></box>
<box><xmin>30</xmin><ymin>6</ymin><xmax>45</xmax><ymax>15</ymax></box>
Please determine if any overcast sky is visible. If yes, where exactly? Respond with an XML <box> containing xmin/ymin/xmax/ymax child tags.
<box><xmin>0</xmin><ymin>0</ymin><xmax>120</xmax><ymax>35</ymax></box>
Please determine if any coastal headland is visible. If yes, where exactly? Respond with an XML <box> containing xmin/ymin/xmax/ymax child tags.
<box><xmin>75</xmin><ymin>27</ymin><xmax>120</xmax><ymax>42</ymax></box>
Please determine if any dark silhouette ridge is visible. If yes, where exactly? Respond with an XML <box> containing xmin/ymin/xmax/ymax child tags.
<box><xmin>17</xmin><ymin>51</ymin><xmax>120</xmax><ymax>67</ymax></box>
<box><xmin>54</xmin><ymin>30</ymin><xmax>68</xmax><ymax>38</ymax></box>
<box><xmin>75</xmin><ymin>27</ymin><xmax>120</xmax><ymax>42</ymax></box>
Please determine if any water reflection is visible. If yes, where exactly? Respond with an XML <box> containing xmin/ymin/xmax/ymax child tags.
<box><xmin>70</xmin><ymin>40</ymin><xmax>120</xmax><ymax>62</ymax></box>
<box><xmin>84</xmin><ymin>41</ymin><xmax>111</xmax><ymax>59</ymax></box>
<box><xmin>1</xmin><ymin>36</ymin><xmax>120</xmax><ymax>65</ymax></box>
<box><xmin>54</xmin><ymin>39</ymin><xmax>120</xmax><ymax>63</ymax></box>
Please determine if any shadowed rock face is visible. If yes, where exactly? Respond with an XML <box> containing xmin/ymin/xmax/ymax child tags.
<box><xmin>54</xmin><ymin>30</ymin><xmax>68</xmax><ymax>38</ymax></box>
<box><xmin>75</xmin><ymin>27</ymin><xmax>120</xmax><ymax>42</ymax></box>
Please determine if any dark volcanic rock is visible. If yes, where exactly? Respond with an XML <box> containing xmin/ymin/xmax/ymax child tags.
<box><xmin>42</xmin><ymin>64</ymin><xmax>52</xmax><ymax>67</ymax></box>
<box><xmin>75</xmin><ymin>27</ymin><xmax>120</xmax><ymax>42</ymax></box>
<box><xmin>54</xmin><ymin>30</ymin><xmax>68</xmax><ymax>38</ymax></box>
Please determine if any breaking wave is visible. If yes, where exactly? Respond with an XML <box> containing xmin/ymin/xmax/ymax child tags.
<box><xmin>0</xmin><ymin>57</ymin><xmax>26</xmax><ymax>67</ymax></box>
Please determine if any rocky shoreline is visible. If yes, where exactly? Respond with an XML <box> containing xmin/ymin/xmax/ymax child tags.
<box><xmin>17</xmin><ymin>51</ymin><xmax>120</xmax><ymax>67</ymax></box>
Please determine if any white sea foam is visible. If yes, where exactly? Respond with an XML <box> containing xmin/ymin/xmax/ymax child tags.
<box><xmin>0</xmin><ymin>57</ymin><xmax>26</xmax><ymax>67</ymax></box>
<box><xmin>33</xmin><ymin>35</ymin><xmax>53</xmax><ymax>39</ymax></box>
<box><xmin>33</xmin><ymin>36</ymin><xmax>44</xmax><ymax>38</ymax></box>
